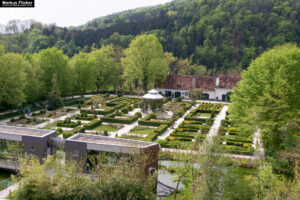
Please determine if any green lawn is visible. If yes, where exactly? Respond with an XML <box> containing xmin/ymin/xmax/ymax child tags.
<box><xmin>129</xmin><ymin>126</ymin><xmax>156</xmax><ymax>135</ymax></box>
<box><xmin>94</xmin><ymin>125</ymin><xmax>117</xmax><ymax>132</ymax></box>
<box><xmin>195</xmin><ymin>113</ymin><xmax>211</xmax><ymax>118</ymax></box>
<box><xmin>0</xmin><ymin>169</ymin><xmax>12</xmax><ymax>181</ymax></box>
<box><xmin>43</xmin><ymin>122</ymin><xmax>57</xmax><ymax>130</ymax></box>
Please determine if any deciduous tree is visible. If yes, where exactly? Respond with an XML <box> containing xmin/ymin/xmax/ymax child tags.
<box><xmin>122</xmin><ymin>34</ymin><xmax>168</xmax><ymax>92</ymax></box>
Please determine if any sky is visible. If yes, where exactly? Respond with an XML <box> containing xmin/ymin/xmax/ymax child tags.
<box><xmin>0</xmin><ymin>0</ymin><xmax>172</xmax><ymax>27</ymax></box>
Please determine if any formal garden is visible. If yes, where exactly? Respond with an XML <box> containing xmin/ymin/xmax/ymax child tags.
<box><xmin>218</xmin><ymin>112</ymin><xmax>254</xmax><ymax>155</ymax></box>
<box><xmin>156</xmin><ymin>102</ymin><xmax>223</xmax><ymax>149</ymax></box>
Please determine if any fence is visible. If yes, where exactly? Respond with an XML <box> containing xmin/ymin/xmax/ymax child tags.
<box><xmin>0</xmin><ymin>178</ymin><xmax>14</xmax><ymax>191</ymax></box>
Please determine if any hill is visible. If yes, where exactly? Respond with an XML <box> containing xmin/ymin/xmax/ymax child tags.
<box><xmin>1</xmin><ymin>0</ymin><xmax>300</xmax><ymax>73</ymax></box>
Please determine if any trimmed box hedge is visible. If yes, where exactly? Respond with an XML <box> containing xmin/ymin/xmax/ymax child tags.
<box><xmin>138</xmin><ymin>114</ymin><xmax>172</xmax><ymax>127</ymax></box>
<box><xmin>101</xmin><ymin>114</ymin><xmax>138</xmax><ymax>124</ymax></box>
<box><xmin>83</xmin><ymin>119</ymin><xmax>102</xmax><ymax>130</ymax></box>
<box><xmin>154</xmin><ymin>124</ymin><xmax>168</xmax><ymax>135</ymax></box>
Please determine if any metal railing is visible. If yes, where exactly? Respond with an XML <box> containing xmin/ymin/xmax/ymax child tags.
<box><xmin>0</xmin><ymin>178</ymin><xmax>14</xmax><ymax>191</ymax></box>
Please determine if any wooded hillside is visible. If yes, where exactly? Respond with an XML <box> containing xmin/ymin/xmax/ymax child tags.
<box><xmin>1</xmin><ymin>0</ymin><xmax>300</xmax><ymax>74</ymax></box>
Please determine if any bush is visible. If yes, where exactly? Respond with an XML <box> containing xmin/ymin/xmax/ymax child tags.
<box><xmin>56</xmin><ymin>128</ymin><xmax>63</xmax><ymax>135</ymax></box>
<box><xmin>135</xmin><ymin>112</ymin><xmax>142</xmax><ymax>118</ymax></box>
<box><xmin>103</xmin><ymin>131</ymin><xmax>109</xmax><ymax>136</ymax></box>
<box><xmin>154</xmin><ymin>124</ymin><xmax>168</xmax><ymax>135</ymax></box>
<box><xmin>102</xmin><ymin>115</ymin><xmax>138</xmax><ymax>124</ymax></box>
<box><xmin>138</xmin><ymin>114</ymin><xmax>172</xmax><ymax>127</ymax></box>
<box><xmin>117</xmin><ymin>92</ymin><xmax>123</xmax><ymax>97</ymax></box>
<box><xmin>83</xmin><ymin>120</ymin><xmax>102</xmax><ymax>130</ymax></box>
<box><xmin>10</xmin><ymin>118</ymin><xmax>16</xmax><ymax>122</ymax></box>
<box><xmin>176</xmin><ymin>97</ymin><xmax>182</xmax><ymax>102</ymax></box>
<box><xmin>19</xmin><ymin>115</ymin><xmax>26</xmax><ymax>120</ymax></box>
<box><xmin>166</xmin><ymin>96</ymin><xmax>172</xmax><ymax>102</ymax></box>
<box><xmin>121</xmin><ymin>108</ymin><xmax>128</xmax><ymax>114</ymax></box>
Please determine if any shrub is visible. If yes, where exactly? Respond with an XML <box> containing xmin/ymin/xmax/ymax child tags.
<box><xmin>10</xmin><ymin>118</ymin><xmax>16</xmax><ymax>122</ymax></box>
<box><xmin>166</xmin><ymin>96</ymin><xmax>172</xmax><ymax>102</ymax></box>
<box><xmin>56</xmin><ymin>128</ymin><xmax>63</xmax><ymax>135</ymax></box>
<box><xmin>84</xmin><ymin>120</ymin><xmax>102</xmax><ymax>130</ymax></box>
<box><xmin>121</xmin><ymin>108</ymin><xmax>128</xmax><ymax>114</ymax></box>
<box><xmin>102</xmin><ymin>115</ymin><xmax>138</xmax><ymax>124</ymax></box>
<box><xmin>103</xmin><ymin>131</ymin><xmax>109</xmax><ymax>136</ymax></box>
<box><xmin>135</xmin><ymin>112</ymin><xmax>142</xmax><ymax>118</ymax></box>
<box><xmin>176</xmin><ymin>97</ymin><xmax>182</xmax><ymax>102</ymax></box>
<box><xmin>19</xmin><ymin>115</ymin><xmax>26</xmax><ymax>120</ymax></box>
<box><xmin>154</xmin><ymin>124</ymin><xmax>168</xmax><ymax>135</ymax></box>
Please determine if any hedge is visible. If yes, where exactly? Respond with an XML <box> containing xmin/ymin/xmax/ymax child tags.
<box><xmin>57</xmin><ymin>120</ymin><xmax>81</xmax><ymax>128</ymax></box>
<box><xmin>101</xmin><ymin>115</ymin><xmax>138</xmax><ymax>124</ymax></box>
<box><xmin>80</xmin><ymin>107</ymin><xmax>115</xmax><ymax>115</ymax></box>
<box><xmin>154</xmin><ymin>124</ymin><xmax>168</xmax><ymax>135</ymax></box>
<box><xmin>83</xmin><ymin>120</ymin><xmax>102</xmax><ymax>130</ymax></box>
<box><xmin>74</xmin><ymin>114</ymin><xmax>95</xmax><ymax>121</ymax></box>
<box><xmin>138</xmin><ymin>114</ymin><xmax>172</xmax><ymax>127</ymax></box>
<box><xmin>63</xmin><ymin>127</ymin><xmax>85</xmax><ymax>139</ymax></box>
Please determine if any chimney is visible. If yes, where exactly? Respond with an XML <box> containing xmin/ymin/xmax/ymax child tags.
<box><xmin>192</xmin><ymin>77</ymin><xmax>196</xmax><ymax>88</ymax></box>
<box><xmin>216</xmin><ymin>76</ymin><xmax>219</xmax><ymax>87</ymax></box>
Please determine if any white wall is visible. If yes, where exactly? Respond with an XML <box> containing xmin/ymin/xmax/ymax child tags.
<box><xmin>155</xmin><ymin>88</ymin><xmax>233</xmax><ymax>101</ymax></box>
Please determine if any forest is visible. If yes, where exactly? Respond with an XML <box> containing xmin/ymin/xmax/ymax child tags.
<box><xmin>1</xmin><ymin>0</ymin><xmax>300</xmax><ymax>74</ymax></box>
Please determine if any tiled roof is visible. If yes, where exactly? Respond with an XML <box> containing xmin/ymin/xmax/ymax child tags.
<box><xmin>155</xmin><ymin>75</ymin><xmax>241</xmax><ymax>91</ymax></box>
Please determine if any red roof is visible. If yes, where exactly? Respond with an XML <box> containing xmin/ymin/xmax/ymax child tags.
<box><xmin>155</xmin><ymin>75</ymin><xmax>241</xmax><ymax>91</ymax></box>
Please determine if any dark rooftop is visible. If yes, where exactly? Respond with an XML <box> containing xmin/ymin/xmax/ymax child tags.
<box><xmin>0</xmin><ymin>125</ymin><xmax>55</xmax><ymax>137</ymax></box>
<box><xmin>67</xmin><ymin>134</ymin><xmax>157</xmax><ymax>148</ymax></box>
<box><xmin>155</xmin><ymin>75</ymin><xmax>241</xmax><ymax>91</ymax></box>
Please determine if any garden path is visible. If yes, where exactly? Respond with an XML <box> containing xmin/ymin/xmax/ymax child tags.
<box><xmin>112</xmin><ymin>108</ymin><xmax>142</xmax><ymax>137</ymax></box>
<box><xmin>205</xmin><ymin>105</ymin><xmax>229</xmax><ymax>144</ymax></box>
<box><xmin>33</xmin><ymin>110</ymin><xmax>80</xmax><ymax>129</ymax></box>
<box><xmin>157</xmin><ymin>103</ymin><xmax>199</xmax><ymax>140</ymax></box>
<box><xmin>0</xmin><ymin>183</ymin><xmax>18</xmax><ymax>199</ymax></box>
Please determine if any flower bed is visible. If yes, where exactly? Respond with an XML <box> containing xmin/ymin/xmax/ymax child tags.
<box><xmin>218</xmin><ymin>118</ymin><xmax>254</xmax><ymax>155</ymax></box>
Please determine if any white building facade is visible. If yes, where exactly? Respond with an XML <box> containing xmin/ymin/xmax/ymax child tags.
<box><xmin>155</xmin><ymin>75</ymin><xmax>240</xmax><ymax>101</ymax></box>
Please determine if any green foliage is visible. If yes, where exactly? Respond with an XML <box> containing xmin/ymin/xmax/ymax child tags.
<box><xmin>12</xmin><ymin>154</ymin><xmax>156</xmax><ymax>200</ymax></box>
<box><xmin>35</xmin><ymin>48</ymin><xmax>71</xmax><ymax>97</ymax></box>
<box><xmin>0</xmin><ymin>53</ymin><xmax>27</xmax><ymax>108</ymax></box>
<box><xmin>189</xmin><ymin>89</ymin><xmax>203</xmax><ymax>100</ymax></box>
<box><xmin>229</xmin><ymin>44</ymin><xmax>300</xmax><ymax>172</ymax></box>
<box><xmin>83</xmin><ymin>119</ymin><xmax>102</xmax><ymax>130</ymax></box>
<box><xmin>47</xmin><ymin>74</ymin><xmax>64</xmax><ymax>111</ymax></box>
<box><xmin>122</xmin><ymin>34</ymin><xmax>168</xmax><ymax>92</ymax></box>
<box><xmin>70</xmin><ymin>52</ymin><xmax>97</xmax><ymax>96</ymax></box>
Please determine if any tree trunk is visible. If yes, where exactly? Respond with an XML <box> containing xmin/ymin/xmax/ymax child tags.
<box><xmin>174</xmin><ymin>178</ymin><xmax>181</xmax><ymax>200</ymax></box>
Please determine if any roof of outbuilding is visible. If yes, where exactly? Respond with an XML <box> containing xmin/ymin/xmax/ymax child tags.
<box><xmin>155</xmin><ymin>75</ymin><xmax>241</xmax><ymax>91</ymax></box>
<box><xmin>0</xmin><ymin>125</ymin><xmax>55</xmax><ymax>137</ymax></box>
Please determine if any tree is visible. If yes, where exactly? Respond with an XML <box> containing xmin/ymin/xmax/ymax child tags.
<box><xmin>122</xmin><ymin>34</ymin><xmax>168</xmax><ymax>92</ymax></box>
<box><xmin>36</xmin><ymin>48</ymin><xmax>71</xmax><ymax>98</ymax></box>
<box><xmin>70</xmin><ymin>52</ymin><xmax>96</xmax><ymax>97</ymax></box>
<box><xmin>84</xmin><ymin>95</ymin><xmax>106</xmax><ymax>109</ymax></box>
<box><xmin>0</xmin><ymin>53</ymin><xmax>27</xmax><ymax>109</ymax></box>
<box><xmin>229</xmin><ymin>44</ymin><xmax>300</xmax><ymax>174</ymax></box>
<box><xmin>12</xmin><ymin>153</ymin><xmax>156</xmax><ymax>200</ymax></box>
<box><xmin>189</xmin><ymin>89</ymin><xmax>203</xmax><ymax>100</ymax></box>
<box><xmin>47</xmin><ymin>73</ymin><xmax>63</xmax><ymax>111</ymax></box>
<box><xmin>92</xmin><ymin>45</ymin><xmax>119</xmax><ymax>93</ymax></box>
<box><xmin>193</xmin><ymin>139</ymin><xmax>227</xmax><ymax>200</ymax></box>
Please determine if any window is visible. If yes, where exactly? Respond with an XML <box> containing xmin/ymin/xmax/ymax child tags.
<box><xmin>185</xmin><ymin>92</ymin><xmax>189</xmax><ymax>96</ymax></box>
<box><xmin>30</xmin><ymin>145</ymin><xmax>35</xmax><ymax>151</ymax></box>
